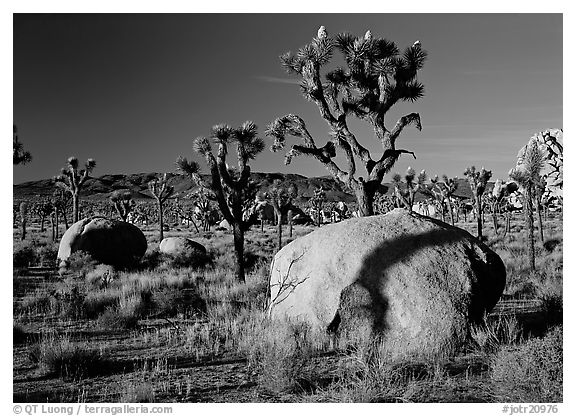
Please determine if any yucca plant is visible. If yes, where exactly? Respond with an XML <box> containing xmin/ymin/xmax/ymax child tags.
<box><xmin>391</xmin><ymin>167</ymin><xmax>427</xmax><ymax>213</ymax></box>
<box><xmin>53</xmin><ymin>157</ymin><xmax>96</xmax><ymax>223</ymax></box>
<box><xmin>264</xmin><ymin>180</ymin><xmax>298</xmax><ymax>251</ymax></box>
<box><xmin>309</xmin><ymin>186</ymin><xmax>327</xmax><ymax>226</ymax></box>
<box><xmin>177</xmin><ymin>121</ymin><xmax>265</xmax><ymax>283</ymax></box>
<box><xmin>464</xmin><ymin>166</ymin><xmax>492</xmax><ymax>240</ymax></box>
<box><xmin>509</xmin><ymin>138</ymin><xmax>546</xmax><ymax>271</ymax></box>
<box><xmin>147</xmin><ymin>174</ymin><xmax>174</xmax><ymax>242</ymax></box>
<box><xmin>109</xmin><ymin>189</ymin><xmax>135</xmax><ymax>222</ymax></box>
<box><xmin>266</xmin><ymin>28</ymin><xmax>427</xmax><ymax>216</ymax></box>
<box><xmin>429</xmin><ymin>174</ymin><xmax>458</xmax><ymax>225</ymax></box>
<box><xmin>13</xmin><ymin>125</ymin><xmax>32</xmax><ymax>165</ymax></box>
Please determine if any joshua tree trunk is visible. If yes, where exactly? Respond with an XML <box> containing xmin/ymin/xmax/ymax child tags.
<box><xmin>525</xmin><ymin>185</ymin><xmax>536</xmax><ymax>271</ymax></box>
<box><xmin>535</xmin><ymin>190</ymin><xmax>544</xmax><ymax>244</ymax></box>
<box><xmin>446</xmin><ymin>199</ymin><xmax>455</xmax><ymax>226</ymax></box>
<box><xmin>19</xmin><ymin>202</ymin><xmax>27</xmax><ymax>241</ymax></box>
<box><xmin>288</xmin><ymin>209</ymin><xmax>293</xmax><ymax>238</ymax></box>
<box><xmin>492</xmin><ymin>202</ymin><xmax>499</xmax><ymax>235</ymax></box>
<box><xmin>72</xmin><ymin>192</ymin><xmax>80</xmax><ymax>223</ymax></box>
<box><xmin>355</xmin><ymin>185</ymin><xmax>375</xmax><ymax>217</ymax></box>
<box><xmin>276</xmin><ymin>208</ymin><xmax>282</xmax><ymax>251</ymax></box>
<box><xmin>232</xmin><ymin>223</ymin><xmax>245</xmax><ymax>283</ymax></box>
<box><xmin>40</xmin><ymin>214</ymin><xmax>46</xmax><ymax>232</ymax></box>
<box><xmin>158</xmin><ymin>201</ymin><xmax>164</xmax><ymax>242</ymax></box>
<box><xmin>260</xmin><ymin>216</ymin><xmax>264</xmax><ymax>233</ymax></box>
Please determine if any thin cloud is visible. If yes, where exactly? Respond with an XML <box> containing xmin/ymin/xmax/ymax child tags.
<box><xmin>256</xmin><ymin>76</ymin><xmax>301</xmax><ymax>85</ymax></box>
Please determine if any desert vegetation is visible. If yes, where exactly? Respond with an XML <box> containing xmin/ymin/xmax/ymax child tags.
<box><xmin>13</xmin><ymin>23</ymin><xmax>562</xmax><ymax>405</ymax></box>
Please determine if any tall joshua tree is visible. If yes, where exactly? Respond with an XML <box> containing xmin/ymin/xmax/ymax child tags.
<box><xmin>464</xmin><ymin>166</ymin><xmax>492</xmax><ymax>240</ymax></box>
<box><xmin>430</xmin><ymin>175</ymin><xmax>458</xmax><ymax>225</ymax></box>
<box><xmin>509</xmin><ymin>139</ymin><xmax>545</xmax><ymax>271</ymax></box>
<box><xmin>54</xmin><ymin>157</ymin><xmax>96</xmax><ymax>223</ymax></box>
<box><xmin>177</xmin><ymin>121</ymin><xmax>265</xmax><ymax>283</ymax></box>
<box><xmin>391</xmin><ymin>167</ymin><xmax>426</xmax><ymax>212</ymax></box>
<box><xmin>266</xmin><ymin>27</ymin><xmax>427</xmax><ymax>217</ymax></box>
<box><xmin>266</xmin><ymin>180</ymin><xmax>298</xmax><ymax>251</ymax></box>
<box><xmin>13</xmin><ymin>125</ymin><xmax>32</xmax><ymax>165</ymax></box>
<box><xmin>309</xmin><ymin>186</ymin><xmax>327</xmax><ymax>226</ymax></box>
<box><xmin>109</xmin><ymin>190</ymin><xmax>135</xmax><ymax>222</ymax></box>
<box><xmin>148</xmin><ymin>174</ymin><xmax>174</xmax><ymax>242</ymax></box>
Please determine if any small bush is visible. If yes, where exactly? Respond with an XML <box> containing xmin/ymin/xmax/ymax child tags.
<box><xmin>120</xmin><ymin>381</ymin><xmax>156</xmax><ymax>402</ymax></box>
<box><xmin>35</xmin><ymin>334</ymin><xmax>108</xmax><ymax>380</ymax></box>
<box><xmin>86</xmin><ymin>265</ymin><xmax>117</xmax><ymax>289</ymax></box>
<box><xmin>66</xmin><ymin>251</ymin><xmax>98</xmax><ymax>277</ymax></box>
<box><xmin>241</xmin><ymin>319</ymin><xmax>315</xmax><ymax>393</ymax></box>
<box><xmin>491</xmin><ymin>325</ymin><xmax>562</xmax><ymax>402</ymax></box>
<box><xmin>37</xmin><ymin>244</ymin><xmax>59</xmax><ymax>267</ymax></box>
<box><xmin>97</xmin><ymin>308</ymin><xmax>139</xmax><ymax>330</ymax></box>
<box><xmin>13</xmin><ymin>243</ymin><xmax>36</xmax><ymax>268</ymax></box>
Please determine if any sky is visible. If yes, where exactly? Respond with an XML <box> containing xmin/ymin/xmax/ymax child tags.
<box><xmin>13</xmin><ymin>13</ymin><xmax>562</xmax><ymax>184</ymax></box>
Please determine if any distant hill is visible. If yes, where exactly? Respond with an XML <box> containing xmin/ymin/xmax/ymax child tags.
<box><xmin>13</xmin><ymin>172</ymin><xmax>481</xmax><ymax>204</ymax></box>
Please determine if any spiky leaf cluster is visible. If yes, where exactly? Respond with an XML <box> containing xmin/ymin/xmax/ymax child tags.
<box><xmin>509</xmin><ymin>138</ymin><xmax>545</xmax><ymax>187</ymax></box>
<box><xmin>148</xmin><ymin>173</ymin><xmax>175</xmax><ymax>204</ymax></box>
<box><xmin>13</xmin><ymin>125</ymin><xmax>32</xmax><ymax>165</ymax></box>
<box><xmin>54</xmin><ymin>156</ymin><xmax>96</xmax><ymax>194</ymax></box>
<box><xmin>464</xmin><ymin>166</ymin><xmax>492</xmax><ymax>198</ymax></box>
<box><xmin>266</xmin><ymin>180</ymin><xmax>298</xmax><ymax>211</ymax></box>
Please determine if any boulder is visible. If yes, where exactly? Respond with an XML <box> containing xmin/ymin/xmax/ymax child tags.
<box><xmin>217</xmin><ymin>219</ymin><xmax>231</xmax><ymax>230</ymax></box>
<box><xmin>159</xmin><ymin>237</ymin><xmax>207</xmax><ymax>260</ymax></box>
<box><xmin>268</xmin><ymin>208</ymin><xmax>506</xmax><ymax>359</ymax></box>
<box><xmin>57</xmin><ymin>217</ymin><xmax>147</xmax><ymax>269</ymax></box>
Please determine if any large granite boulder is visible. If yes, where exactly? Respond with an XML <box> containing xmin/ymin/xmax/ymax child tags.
<box><xmin>57</xmin><ymin>217</ymin><xmax>147</xmax><ymax>269</ymax></box>
<box><xmin>159</xmin><ymin>237</ymin><xmax>207</xmax><ymax>260</ymax></box>
<box><xmin>268</xmin><ymin>208</ymin><xmax>506</xmax><ymax>358</ymax></box>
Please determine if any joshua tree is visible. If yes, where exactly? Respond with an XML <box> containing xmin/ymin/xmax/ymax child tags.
<box><xmin>13</xmin><ymin>125</ymin><xmax>32</xmax><ymax>165</ymax></box>
<box><xmin>391</xmin><ymin>167</ymin><xmax>426</xmax><ymax>212</ymax></box>
<box><xmin>54</xmin><ymin>157</ymin><xmax>96</xmax><ymax>223</ymax></box>
<box><xmin>489</xmin><ymin>180</ymin><xmax>518</xmax><ymax>235</ymax></box>
<box><xmin>19</xmin><ymin>201</ymin><xmax>28</xmax><ymax>241</ymax></box>
<box><xmin>309</xmin><ymin>186</ymin><xmax>327</xmax><ymax>226</ymax></box>
<box><xmin>177</xmin><ymin>121</ymin><xmax>265</xmax><ymax>283</ymax></box>
<box><xmin>148</xmin><ymin>174</ymin><xmax>174</xmax><ymax>242</ymax></box>
<box><xmin>509</xmin><ymin>139</ymin><xmax>545</xmax><ymax>271</ymax></box>
<box><xmin>265</xmin><ymin>180</ymin><xmax>298</xmax><ymax>251</ymax></box>
<box><xmin>266</xmin><ymin>27</ymin><xmax>427</xmax><ymax>217</ymax></box>
<box><xmin>464</xmin><ymin>166</ymin><xmax>492</xmax><ymax>240</ymax></box>
<box><xmin>429</xmin><ymin>175</ymin><xmax>458</xmax><ymax>225</ymax></box>
<box><xmin>109</xmin><ymin>190</ymin><xmax>135</xmax><ymax>222</ymax></box>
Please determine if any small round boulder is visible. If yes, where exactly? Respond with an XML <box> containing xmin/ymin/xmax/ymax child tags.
<box><xmin>159</xmin><ymin>237</ymin><xmax>207</xmax><ymax>260</ymax></box>
<box><xmin>57</xmin><ymin>217</ymin><xmax>147</xmax><ymax>269</ymax></box>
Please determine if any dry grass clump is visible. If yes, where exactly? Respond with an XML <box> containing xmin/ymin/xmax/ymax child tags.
<box><xmin>120</xmin><ymin>380</ymin><xmax>156</xmax><ymax>403</ymax></box>
<box><xmin>470</xmin><ymin>315</ymin><xmax>523</xmax><ymax>354</ymax></box>
<box><xmin>31</xmin><ymin>333</ymin><xmax>109</xmax><ymax>380</ymax></box>
<box><xmin>490</xmin><ymin>325</ymin><xmax>562</xmax><ymax>402</ymax></box>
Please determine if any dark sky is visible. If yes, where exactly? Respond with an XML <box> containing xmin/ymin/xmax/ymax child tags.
<box><xmin>13</xmin><ymin>13</ymin><xmax>562</xmax><ymax>184</ymax></box>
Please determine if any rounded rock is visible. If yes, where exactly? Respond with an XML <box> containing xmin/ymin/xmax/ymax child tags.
<box><xmin>268</xmin><ymin>208</ymin><xmax>506</xmax><ymax>359</ymax></box>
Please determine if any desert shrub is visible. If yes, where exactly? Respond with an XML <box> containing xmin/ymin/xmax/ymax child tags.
<box><xmin>97</xmin><ymin>307</ymin><xmax>139</xmax><ymax>330</ymax></box>
<box><xmin>120</xmin><ymin>381</ymin><xmax>156</xmax><ymax>402</ymax></box>
<box><xmin>152</xmin><ymin>286</ymin><xmax>206</xmax><ymax>318</ymax></box>
<box><xmin>538</xmin><ymin>292</ymin><xmax>562</xmax><ymax>327</ymax></box>
<box><xmin>139</xmin><ymin>249</ymin><xmax>163</xmax><ymax>270</ymax></box>
<box><xmin>19</xmin><ymin>289</ymin><xmax>57</xmax><ymax>315</ymax></box>
<box><xmin>470</xmin><ymin>315</ymin><xmax>523</xmax><ymax>353</ymax></box>
<box><xmin>162</xmin><ymin>251</ymin><xmax>211</xmax><ymax>270</ymax></box>
<box><xmin>86</xmin><ymin>264</ymin><xmax>117</xmax><ymax>289</ymax></box>
<box><xmin>13</xmin><ymin>324</ymin><xmax>27</xmax><ymax>344</ymax></box>
<box><xmin>34</xmin><ymin>334</ymin><xmax>109</xmax><ymax>380</ymax></box>
<box><xmin>491</xmin><ymin>325</ymin><xmax>562</xmax><ymax>402</ymax></box>
<box><xmin>82</xmin><ymin>290</ymin><xmax>121</xmax><ymax>318</ymax></box>
<box><xmin>241</xmin><ymin>319</ymin><xmax>316</xmax><ymax>393</ymax></box>
<box><xmin>13</xmin><ymin>242</ymin><xmax>37</xmax><ymax>268</ymax></box>
<box><xmin>66</xmin><ymin>251</ymin><xmax>98</xmax><ymax>277</ymax></box>
<box><xmin>36</xmin><ymin>243</ymin><xmax>59</xmax><ymax>267</ymax></box>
